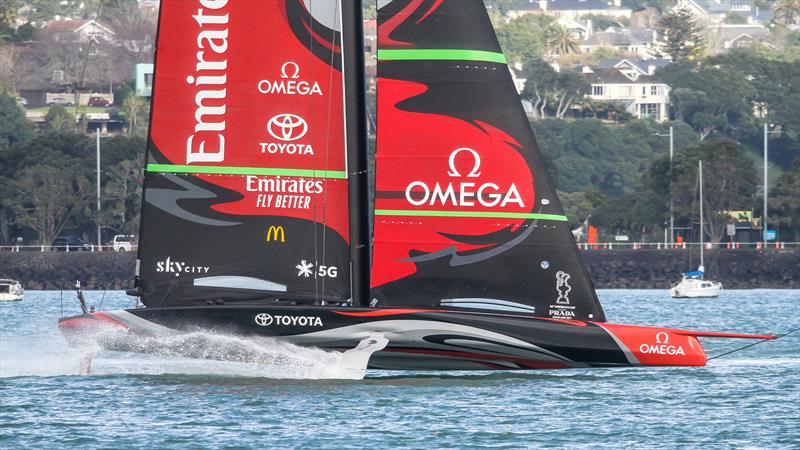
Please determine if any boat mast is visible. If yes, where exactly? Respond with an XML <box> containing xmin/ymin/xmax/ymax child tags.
<box><xmin>699</xmin><ymin>160</ymin><xmax>704</xmax><ymax>277</ymax></box>
<box><xmin>341</xmin><ymin>0</ymin><xmax>369</xmax><ymax>306</ymax></box>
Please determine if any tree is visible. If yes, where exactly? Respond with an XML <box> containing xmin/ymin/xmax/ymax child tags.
<box><xmin>0</xmin><ymin>0</ymin><xmax>17</xmax><ymax>26</ymax></box>
<box><xmin>495</xmin><ymin>14</ymin><xmax>552</xmax><ymax>63</ymax></box>
<box><xmin>0</xmin><ymin>92</ymin><xmax>32</xmax><ymax>150</ymax></box>
<box><xmin>669</xmin><ymin>139</ymin><xmax>758</xmax><ymax>242</ymax></box>
<box><xmin>593</xmin><ymin>189</ymin><xmax>666</xmax><ymax>240</ymax></box>
<box><xmin>545</xmin><ymin>24</ymin><xmax>580</xmax><ymax>56</ymax></box>
<box><xmin>775</xmin><ymin>0</ymin><xmax>800</xmax><ymax>24</ymax></box>
<box><xmin>657</xmin><ymin>8</ymin><xmax>704</xmax><ymax>61</ymax></box>
<box><xmin>121</xmin><ymin>92</ymin><xmax>147</xmax><ymax>136</ymax></box>
<box><xmin>45</xmin><ymin>105</ymin><xmax>76</xmax><ymax>132</ymax></box>
<box><xmin>657</xmin><ymin>63</ymin><xmax>756</xmax><ymax>139</ymax></box>
<box><xmin>4</xmin><ymin>164</ymin><xmax>92</xmax><ymax>245</ymax></box>
<box><xmin>523</xmin><ymin>58</ymin><xmax>558</xmax><ymax>118</ymax></box>
<box><xmin>523</xmin><ymin>62</ymin><xmax>588</xmax><ymax>119</ymax></box>
<box><xmin>723</xmin><ymin>12</ymin><xmax>747</xmax><ymax>24</ymax></box>
<box><xmin>770</xmin><ymin>157</ymin><xmax>800</xmax><ymax>240</ymax></box>
<box><xmin>534</xmin><ymin>119</ymin><xmax>698</xmax><ymax>194</ymax></box>
<box><xmin>102</xmin><ymin>156</ymin><xmax>143</xmax><ymax>234</ymax></box>
<box><xmin>558</xmin><ymin>187</ymin><xmax>605</xmax><ymax>227</ymax></box>
<box><xmin>551</xmin><ymin>71</ymin><xmax>589</xmax><ymax>119</ymax></box>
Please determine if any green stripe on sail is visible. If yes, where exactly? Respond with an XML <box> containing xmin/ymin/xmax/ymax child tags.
<box><xmin>146</xmin><ymin>164</ymin><xmax>347</xmax><ymax>179</ymax></box>
<box><xmin>375</xmin><ymin>209</ymin><xmax>568</xmax><ymax>221</ymax></box>
<box><xmin>377</xmin><ymin>49</ymin><xmax>507</xmax><ymax>64</ymax></box>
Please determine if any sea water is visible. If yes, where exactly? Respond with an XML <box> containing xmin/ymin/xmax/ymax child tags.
<box><xmin>1</xmin><ymin>290</ymin><xmax>798</xmax><ymax>449</ymax></box>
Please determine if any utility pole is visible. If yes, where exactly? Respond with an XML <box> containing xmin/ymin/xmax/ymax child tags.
<box><xmin>655</xmin><ymin>127</ymin><xmax>675</xmax><ymax>245</ymax></box>
<box><xmin>669</xmin><ymin>126</ymin><xmax>674</xmax><ymax>245</ymax></box>
<box><xmin>96</xmin><ymin>129</ymin><xmax>101</xmax><ymax>251</ymax></box>
<box><xmin>763</xmin><ymin>123</ymin><xmax>768</xmax><ymax>246</ymax></box>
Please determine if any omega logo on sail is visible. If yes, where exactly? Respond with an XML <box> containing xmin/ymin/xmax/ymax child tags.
<box><xmin>258</xmin><ymin>61</ymin><xmax>323</xmax><ymax>96</ymax></box>
<box><xmin>185</xmin><ymin>0</ymin><xmax>229</xmax><ymax>165</ymax></box>
<box><xmin>404</xmin><ymin>147</ymin><xmax>525</xmax><ymax>208</ymax></box>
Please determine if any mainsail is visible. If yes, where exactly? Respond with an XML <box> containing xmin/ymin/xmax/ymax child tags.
<box><xmin>371</xmin><ymin>0</ymin><xmax>606</xmax><ymax>321</ymax></box>
<box><xmin>137</xmin><ymin>0</ymin><xmax>352</xmax><ymax>306</ymax></box>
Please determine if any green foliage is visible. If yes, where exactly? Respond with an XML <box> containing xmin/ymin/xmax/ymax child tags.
<box><xmin>723</xmin><ymin>12</ymin><xmax>748</xmax><ymax>24</ymax></box>
<box><xmin>657</xmin><ymin>8</ymin><xmax>704</xmax><ymax>61</ymax></box>
<box><xmin>592</xmin><ymin>189</ymin><xmax>666</xmax><ymax>240</ymax></box>
<box><xmin>3</xmin><ymin>164</ymin><xmax>92</xmax><ymax>245</ymax></box>
<box><xmin>27</xmin><ymin>0</ymin><xmax>102</xmax><ymax>23</ymax></box>
<box><xmin>657</xmin><ymin>62</ymin><xmax>757</xmax><ymax>139</ymax></box>
<box><xmin>707</xmin><ymin>49</ymin><xmax>800</xmax><ymax>137</ymax></box>
<box><xmin>495</xmin><ymin>14</ymin><xmax>552</xmax><ymax>63</ymax></box>
<box><xmin>622</xmin><ymin>0</ymin><xmax>666</xmax><ymax>12</ymax></box>
<box><xmin>774</xmin><ymin>0</ymin><xmax>800</xmax><ymax>25</ymax></box>
<box><xmin>667</xmin><ymin>139</ymin><xmax>758</xmax><ymax>242</ymax></box>
<box><xmin>558</xmin><ymin>187</ymin><xmax>605</xmax><ymax>227</ymax></box>
<box><xmin>0</xmin><ymin>132</ymin><xmax>145</xmax><ymax>244</ymax></box>
<box><xmin>0</xmin><ymin>92</ymin><xmax>32</xmax><ymax>150</ymax></box>
<box><xmin>121</xmin><ymin>92</ymin><xmax>149</xmax><ymax>137</ymax></box>
<box><xmin>0</xmin><ymin>0</ymin><xmax>16</xmax><ymax>26</ymax></box>
<box><xmin>532</xmin><ymin>119</ymin><xmax>698</xmax><ymax>194</ymax></box>
<box><xmin>770</xmin><ymin>156</ymin><xmax>800</xmax><ymax>240</ymax></box>
<box><xmin>545</xmin><ymin>24</ymin><xmax>580</xmax><ymax>56</ymax></box>
<box><xmin>523</xmin><ymin>61</ymin><xmax>588</xmax><ymax>119</ymax></box>
<box><xmin>45</xmin><ymin>105</ymin><xmax>75</xmax><ymax>132</ymax></box>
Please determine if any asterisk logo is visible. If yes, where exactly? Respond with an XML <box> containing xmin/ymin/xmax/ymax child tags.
<box><xmin>296</xmin><ymin>260</ymin><xmax>314</xmax><ymax>278</ymax></box>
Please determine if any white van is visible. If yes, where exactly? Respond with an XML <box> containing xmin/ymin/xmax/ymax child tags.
<box><xmin>112</xmin><ymin>235</ymin><xmax>136</xmax><ymax>251</ymax></box>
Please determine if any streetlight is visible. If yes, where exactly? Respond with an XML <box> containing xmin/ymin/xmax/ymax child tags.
<box><xmin>96</xmin><ymin>129</ymin><xmax>101</xmax><ymax>250</ymax></box>
<box><xmin>763</xmin><ymin>123</ymin><xmax>781</xmax><ymax>246</ymax></box>
<box><xmin>654</xmin><ymin>126</ymin><xmax>674</xmax><ymax>244</ymax></box>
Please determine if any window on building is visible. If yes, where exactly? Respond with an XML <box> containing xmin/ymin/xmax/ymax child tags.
<box><xmin>592</xmin><ymin>85</ymin><xmax>605</xmax><ymax>96</ymax></box>
<box><xmin>620</xmin><ymin>86</ymin><xmax>632</xmax><ymax>97</ymax></box>
<box><xmin>145</xmin><ymin>74</ymin><xmax>153</xmax><ymax>89</ymax></box>
<box><xmin>639</xmin><ymin>103</ymin><xmax>660</xmax><ymax>119</ymax></box>
<box><xmin>650</xmin><ymin>85</ymin><xmax>660</xmax><ymax>96</ymax></box>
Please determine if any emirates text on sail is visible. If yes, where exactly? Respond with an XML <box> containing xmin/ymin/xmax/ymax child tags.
<box><xmin>185</xmin><ymin>0</ymin><xmax>229</xmax><ymax>165</ymax></box>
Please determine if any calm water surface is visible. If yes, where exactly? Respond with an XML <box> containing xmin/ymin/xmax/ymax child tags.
<box><xmin>1</xmin><ymin>289</ymin><xmax>798</xmax><ymax>449</ymax></box>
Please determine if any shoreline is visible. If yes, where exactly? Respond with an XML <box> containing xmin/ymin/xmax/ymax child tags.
<box><xmin>1</xmin><ymin>249</ymin><xmax>798</xmax><ymax>290</ymax></box>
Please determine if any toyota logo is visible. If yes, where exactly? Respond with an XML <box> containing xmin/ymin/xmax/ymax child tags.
<box><xmin>254</xmin><ymin>313</ymin><xmax>273</xmax><ymax>326</ymax></box>
<box><xmin>267</xmin><ymin>114</ymin><xmax>308</xmax><ymax>142</ymax></box>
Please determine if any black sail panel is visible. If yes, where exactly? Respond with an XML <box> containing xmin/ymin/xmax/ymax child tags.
<box><xmin>371</xmin><ymin>0</ymin><xmax>606</xmax><ymax>321</ymax></box>
<box><xmin>136</xmin><ymin>1</ymin><xmax>351</xmax><ymax>306</ymax></box>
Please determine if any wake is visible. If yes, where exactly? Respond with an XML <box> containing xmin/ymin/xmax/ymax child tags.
<box><xmin>0</xmin><ymin>327</ymin><xmax>387</xmax><ymax>380</ymax></box>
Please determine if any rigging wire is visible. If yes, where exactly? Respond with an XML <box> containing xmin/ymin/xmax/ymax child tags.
<box><xmin>318</xmin><ymin>0</ymin><xmax>343</xmax><ymax>306</ymax></box>
<box><xmin>73</xmin><ymin>0</ymin><xmax>106</xmax><ymax>131</ymax></box>
<box><xmin>97</xmin><ymin>247</ymin><xmax>120</xmax><ymax>310</ymax></box>
<box><xmin>707</xmin><ymin>326</ymin><xmax>799</xmax><ymax>361</ymax></box>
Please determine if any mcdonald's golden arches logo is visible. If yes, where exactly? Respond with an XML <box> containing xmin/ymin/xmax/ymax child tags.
<box><xmin>265</xmin><ymin>226</ymin><xmax>286</xmax><ymax>243</ymax></box>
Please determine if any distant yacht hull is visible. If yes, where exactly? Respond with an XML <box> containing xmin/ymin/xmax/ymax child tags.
<box><xmin>670</xmin><ymin>278</ymin><xmax>723</xmax><ymax>298</ymax></box>
<box><xmin>58</xmin><ymin>306</ymin><xmax>770</xmax><ymax>370</ymax></box>
<box><xmin>0</xmin><ymin>280</ymin><xmax>24</xmax><ymax>302</ymax></box>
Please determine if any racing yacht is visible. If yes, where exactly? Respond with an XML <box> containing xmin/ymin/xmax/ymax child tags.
<box><xmin>59</xmin><ymin>0</ymin><xmax>771</xmax><ymax>372</ymax></box>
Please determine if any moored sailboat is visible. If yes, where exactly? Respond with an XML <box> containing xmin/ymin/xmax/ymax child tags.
<box><xmin>670</xmin><ymin>160</ymin><xmax>723</xmax><ymax>298</ymax></box>
<box><xmin>59</xmin><ymin>0</ymin><xmax>771</xmax><ymax>371</ymax></box>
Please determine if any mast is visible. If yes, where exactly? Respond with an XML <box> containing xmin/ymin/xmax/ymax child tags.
<box><xmin>699</xmin><ymin>160</ymin><xmax>704</xmax><ymax>276</ymax></box>
<box><xmin>341</xmin><ymin>0</ymin><xmax>369</xmax><ymax>306</ymax></box>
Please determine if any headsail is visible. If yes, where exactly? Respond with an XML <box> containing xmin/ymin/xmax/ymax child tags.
<box><xmin>137</xmin><ymin>0</ymin><xmax>351</xmax><ymax>306</ymax></box>
<box><xmin>371</xmin><ymin>0</ymin><xmax>605</xmax><ymax>321</ymax></box>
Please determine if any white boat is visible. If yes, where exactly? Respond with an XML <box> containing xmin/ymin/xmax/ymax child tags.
<box><xmin>0</xmin><ymin>279</ymin><xmax>24</xmax><ymax>302</ymax></box>
<box><xmin>670</xmin><ymin>160</ymin><xmax>722</xmax><ymax>298</ymax></box>
<box><xmin>670</xmin><ymin>269</ymin><xmax>722</xmax><ymax>298</ymax></box>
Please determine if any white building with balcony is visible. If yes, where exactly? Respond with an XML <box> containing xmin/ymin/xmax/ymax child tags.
<box><xmin>581</xmin><ymin>60</ymin><xmax>671</xmax><ymax>122</ymax></box>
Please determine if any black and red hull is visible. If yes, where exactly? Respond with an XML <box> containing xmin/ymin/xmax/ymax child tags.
<box><xmin>58</xmin><ymin>307</ymin><xmax>773</xmax><ymax>370</ymax></box>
